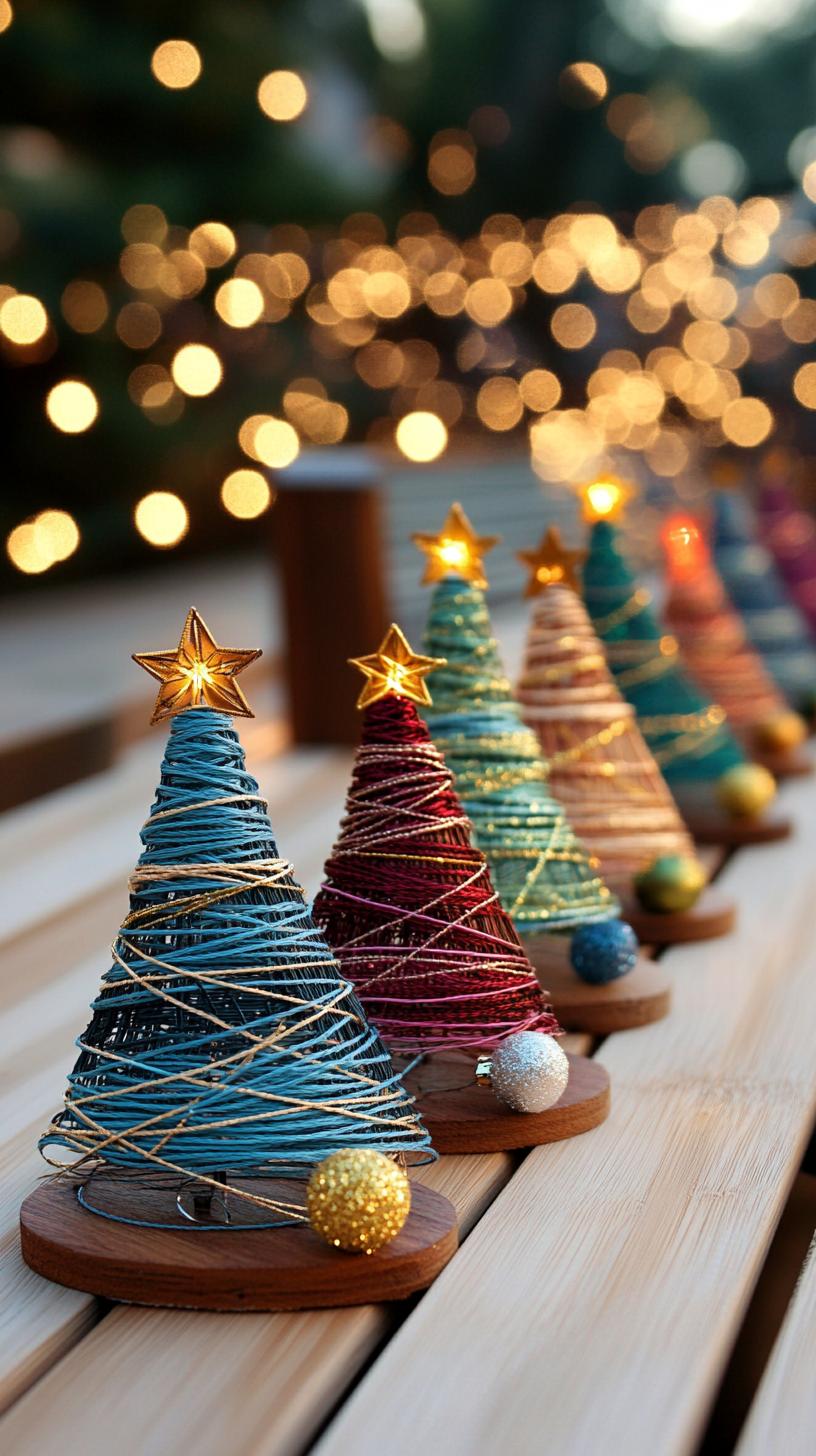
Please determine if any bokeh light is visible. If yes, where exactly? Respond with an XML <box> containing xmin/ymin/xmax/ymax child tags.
<box><xmin>0</xmin><ymin>293</ymin><xmax>48</xmax><ymax>344</ymax></box>
<box><xmin>793</xmin><ymin>363</ymin><xmax>816</xmax><ymax>409</ymax></box>
<box><xmin>0</xmin><ymin>2</ymin><xmax>12</xmax><ymax>35</ymax></box>
<box><xmin>134</xmin><ymin>491</ymin><xmax>189</xmax><ymax>547</ymax></box>
<box><xmin>171</xmin><ymin>344</ymin><xmax>223</xmax><ymax>397</ymax></box>
<box><xmin>61</xmin><ymin>281</ymin><xmax>108</xmax><ymax>333</ymax></box>
<box><xmin>45</xmin><ymin>380</ymin><xmax>99</xmax><ymax>433</ymax></box>
<box><xmin>221</xmin><ymin>468</ymin><xmax>274</xmax><ymax>519</ymax></box>
<box><xmin>395</xmin><ymin>411</ymin><xmax>448</xmax><ymax>462</ymax></box>
<box><xmin>721</xmin><ymin>397</ymin><xmax>773</xmax><ymax>446</ymax></box>
<box><xmin>6</xmin><ymin>509</ymin><xmax>80</xmax><ymax>574</ymax></box>
<box><xmin>559</xmin><ymin>62</ymin><xmax>608</xmax><ymax>108</ymax></box>
<box><xmin>189</xmin><ymin>222</ymin><xmax>237</xmax><ymax>267</ymax></box>
<box><xmin>252</xmin><ymin>417</ymin><xmax>300</xmax><ymax>468</ymax></box>
<box><xmin>151</xmin><ymin>40</ymin><xmax>202</xmax><ymax>90</ymax></box>
<box><xmin>214</xmin><ymin>278</ymin><xmax>265</xmax><ymax>327</ymax></box>
<box><xmin>257</xmin><ymin>70</ymin><xmax>308</xmax><ymax>121</ymax></box>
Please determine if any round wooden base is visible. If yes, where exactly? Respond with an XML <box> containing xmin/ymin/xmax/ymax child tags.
<box><xmin>405</xmin><ymin>1052</ymin><xmax>609</xmax><ymax>1154</ymax></box>
<box><xmin>676</xmin><ymin>805</ymin><xmax>792</xmax><ymax>847</ymax></box>
<box><xmin>524</xmin><ymin>934</ymin><xmax>670</xmax><ymax>1034</ymax></box>
<box><xmin>19</xmin><ymin>1175</ymin><xmax>458</xmax><ymax>1312</ymax></box>
<box><xmin>621</xmin><ymin>888</ymin><xmax>737</xmax><ymax>947</ymax></box>
<box><xmin>754</xmin><ymin>746</ymin><xmax>813</xmax><ymax>780</ymax></box>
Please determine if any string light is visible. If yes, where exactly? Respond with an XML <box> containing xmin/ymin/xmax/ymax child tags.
<box><xmin>395</xmin><ymin>411</ymin><xmax>448</xmax><ymax>462</ymax></box>
<box><xmin>171</xmin><ymin>344</ymin><xmax>222</xmax><ymax>397</ymax></box>
<box><xmin>134</xmin><ymin>491</ymin><xmax>189</xmax><ymax>548</ymax></box>
<box><xmin>220</xmin><ymin>469</ymin><xmax>274</xmax><ymax>519</ymax></box>
<box><xmin>151</xmin><ymin>40</ymin><xmax>202</xmax><ymax>90</ymax></box>
<box><xmin>6</xmin><ymin>509</ymin><xmax>80</xmax><ymax>574</ymax></box>
<box><xmin>214</xmin><ymin>278</ymin><xmax>264</xmax><ymax>327</ymax></box>
<box><xmin>45</xmin><ymin>380</ymin><xmax>99</xmax><ymax>433</ymax></box>
<box><xmin>0</xmin><ymin>293</ymin><xmax>48</xmax><ymax>345</ymax></box>
<box><xmin>257</xmin><ymin>70</ymin><xmax>308</xmax><ymax>121</ymax></box>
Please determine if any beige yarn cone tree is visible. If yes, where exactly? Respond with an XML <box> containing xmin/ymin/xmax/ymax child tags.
<box><xmin>516</xmin><ymin>527</ymin><xmax>696</xmax><ymax>898</ymax></box>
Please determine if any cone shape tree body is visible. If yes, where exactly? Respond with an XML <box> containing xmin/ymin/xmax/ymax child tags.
<box><xmin>583</xmin><ymin>520</ymin><xmax>745</xmax><ymax>786</ymax></box>
<box><xmin>418</xmin><ymin>577</ymin><xmax>618</xmax><ymax>934</ymax></box>
<box><xmin>40</xmin><ymin>709</ymin><xmax>432</xmax><ymax>1185</ymax></box>
<box><xmin>517</xmin><ymin>581</ymin><xmax>694</xmax><ymax>895</ymax></box>
<box><xmin>662</xmin><ymin>518</ymin><xmax>792</xmax><ymax>752</ymax></box>
<box><xmin>711</xmin><ymin>490</ymin><xmax>816</xmax><ymax>712</ymax></box>
<box><xmin>757</xmin><ymin>475</ymin><xmax>816</xmax><ymax>636</ymax></box>
<box><xmin>313</xmin><ymin>695</ymin><xmax>558</xmax><ymax>1055</ymax></box>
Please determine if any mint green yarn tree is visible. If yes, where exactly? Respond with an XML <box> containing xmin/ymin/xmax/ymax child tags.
<box><xmin>412</xmin><ymin>505</ymin><xmax>618</xmax><ymax>937</ymax></box>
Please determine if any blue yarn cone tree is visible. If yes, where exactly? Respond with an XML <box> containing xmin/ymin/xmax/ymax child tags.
<box><xmin>711</xmin><ymin>488</ymin><xmax>816</xmax><ymax>715</ymax></box>
<box><xmin>412</xmin><ymin>507</ymin><xmax>619</xmax><ymax>938</ymax></box>
<box><xmin>40</xmin><ymin>615</ymin><xmax>432</xmax><ymax>1230</ymax></box>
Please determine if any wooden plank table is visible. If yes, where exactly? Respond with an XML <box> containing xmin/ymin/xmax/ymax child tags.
<box><xmin>0</xmin><ymin>724</ymin><xmax>814</xmax><ymax>1455</ymax></box>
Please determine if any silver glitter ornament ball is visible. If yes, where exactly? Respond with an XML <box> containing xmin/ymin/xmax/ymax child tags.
<box><xmin>488</xmin><ymin>1032</ymin><xmax>569</xmax><ymax>1113</ymax></box>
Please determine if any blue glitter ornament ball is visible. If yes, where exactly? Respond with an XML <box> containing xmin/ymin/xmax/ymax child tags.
<box><xmin>570</xmin><ymin>919</ymin><xmax>638</xmax><ymax>985</ymax></box>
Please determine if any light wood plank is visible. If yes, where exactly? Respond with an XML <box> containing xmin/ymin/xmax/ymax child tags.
<box><xmin>736</xmin><ymin>1230</ymin><xmax>816</xmax><ymax>1456</ymax></box>
<box><xmin>309</xmin><ymin>771</ymin><xmax>816</xmax><ymax>1456</ymax></box>
<box><xmin>0</xmin><ymin>1151</ymin><xmax>511</xmax><ymax>1454</ymax></box>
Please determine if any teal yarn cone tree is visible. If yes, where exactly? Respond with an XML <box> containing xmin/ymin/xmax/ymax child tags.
<box><xmin>580</xmin><ymin>483</ymin><xmax>776</xmax><ymax>825</ymax></box>
<box><xmin>582</xmin><ymin>511</ymin><xmax>745</xmax><ymax>790</ymax></box>
<box><xmin>39</xmin><ymin>610</ymin><xmax>433</xmax><ymax>1232</ymax></box>
<box><xmin>412</xmin><ymin>505</ymin><xmax>618</xmax><ymax>937</ymax></box>
<box><xmin>711</xmin><ymin>488</ymin><xmax>816</xmax><ymax>714</ymax></box>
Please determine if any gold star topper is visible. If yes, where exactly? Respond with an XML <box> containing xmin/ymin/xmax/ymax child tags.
<box><xmin>412</xmin><ymin>501</ymin><xmax>500</xmax><ymax>590</ymax></box>
<box><xmin>579</xmin><ymin>474</ymin><xmax>636</xmax><ymax>524</ymax></box>
<box><xmin>349</xmin><ymin>623</ymin><xmax>445</xmax><ymax>710</ymax></box>
<box><xmin>134</xmin><ymin>607</ymin><xmax>262</xmax><ymax>725</ymax></box>
<box><xmin>517</xmin><ymin>526</ymin><xmax>586</xmax><ymax>597</ymax></box>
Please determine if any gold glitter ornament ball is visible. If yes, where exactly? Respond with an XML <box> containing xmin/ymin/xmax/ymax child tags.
<box><xmin>635</xmin><ymin>853</ymin><xmax>707</xmax><ymax>913</ymax></box>
<box><xmin>717</xmin><ymin>762</ymin><xmax>776</xmax><ymax>819</ymax></box>
<box><xmin>754</xmin><ymin>710</ymin><xmax>807</xmax><ymax>754</ymax></box>
<box><xmin>486</xmin><ymin>1031</ymin><xmax>569</xmax><ymax>1114</ymax></box>
<box><xmin>307</xmin><ymin>1149</ymin><xmax>411</xmax><ymax>1254</ymax></box>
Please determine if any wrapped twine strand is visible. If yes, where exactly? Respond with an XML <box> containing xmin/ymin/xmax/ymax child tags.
<box><xmin>40</xmin><ymin>709</ymin><xmax>433</xmax><ymax>1228</ymax></box>
<box><xmin>517</xmin><ymin>583</ymin><xmax>694</xmax><ymax>894</ymax></box>
<box><xmin>313</xmin><ymin>696</ymin><xmax>557</xmax><ymax>1056</ymax></box>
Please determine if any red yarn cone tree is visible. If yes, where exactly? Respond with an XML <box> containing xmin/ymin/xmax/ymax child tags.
<box><xmin>313</xmin><ymin>624</ymin><xmax>610</xmax><ymax>1153</ymax></box>
<box><xmin>661</xmin><ymin>514</ymin><xmax>807</xmax><ymax>773</ymax></box>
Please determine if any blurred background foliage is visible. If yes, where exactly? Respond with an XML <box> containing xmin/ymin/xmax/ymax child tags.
<box><xmin>1</xmin><ymin>0</ymin><xmax>815</xmax><ymax>588</ymax></box>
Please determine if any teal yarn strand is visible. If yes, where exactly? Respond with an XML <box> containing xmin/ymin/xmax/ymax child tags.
<box><xmin>421</xmin><ymin>577</ymin><xmax>618</xmax><ymax>934</ymax></box>
<box><xmin>40</xmin><ymin>709</ymin><xmax>433</xmax><ymax>1206</ymax></box>
<box><xmin>583</xmin><ymin>520</ymin><xmax>745</xmax><ymax>785</ymax></box>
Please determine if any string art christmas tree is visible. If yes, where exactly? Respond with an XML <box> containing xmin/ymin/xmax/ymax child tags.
<box><xmin>313</xmin><ymin>623</ymin><xmax>611</xmax><ymax>1153</ymax></box>
<box><xmin>581</xmin><ymin>477</ymin><xmax>781</xmax><ymax>843</ymax></box>
<box><xmin>410</xmin><ymin>505</ymin><xmax>622</xmax><ymax>932</ymax></box>
<box><xmin>406</xmin><ymin>505</ymin><xmax>671</xmax><ymax>1032</ymax></box>
<box><xmin>661</xmin><ymin>514</ymin><xmax>808</xmax><ymax>773</ymax></box>
<box><xmin>515</xmin><ymin>527</ymin><xmax>731</xmax><ymax>942</ymax></box>
<box><xmin>756</xmin><ymin>455</ymin><xmax>816</xmax><ymax>640</ymax></box>
<box><xmin>711</xmin><ymin>486</ymin><xmax>816</xmax><ymax>716</ymax></box>
<box><xmin>22</xmin><ymin>608</ymin><xmax>457</xmax><ymax>1311</ymax></box>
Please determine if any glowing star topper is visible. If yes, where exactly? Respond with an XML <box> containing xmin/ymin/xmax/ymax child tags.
<box><xmin>579</xmin><ymin>474</ymin><xmax>635</xmax><ymax>524</ymax></box>
<box><xmin>349</xmin><ymin>623</ymin><xmax>445</xmax><ymax>710</ymax></box>
<box><xmin>517</xmin><ymin>525</ymin><xmax>586</xmax><ymax>597</ymax></box>
<box><xmin>133</xmin><ymin>607</ymin><xmax>262</xmax><ymax>725</ymax></box>
<box><xmin>411</xmin><ymin>501</ymin><xmax>500</xmax><ymax>590</ymax></box>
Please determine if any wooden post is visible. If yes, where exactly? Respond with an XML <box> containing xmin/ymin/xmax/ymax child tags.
<box><xmin>274</xmin><ymin>450</ymin><xmax>391</xmax><ymax>745</ymax></box>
